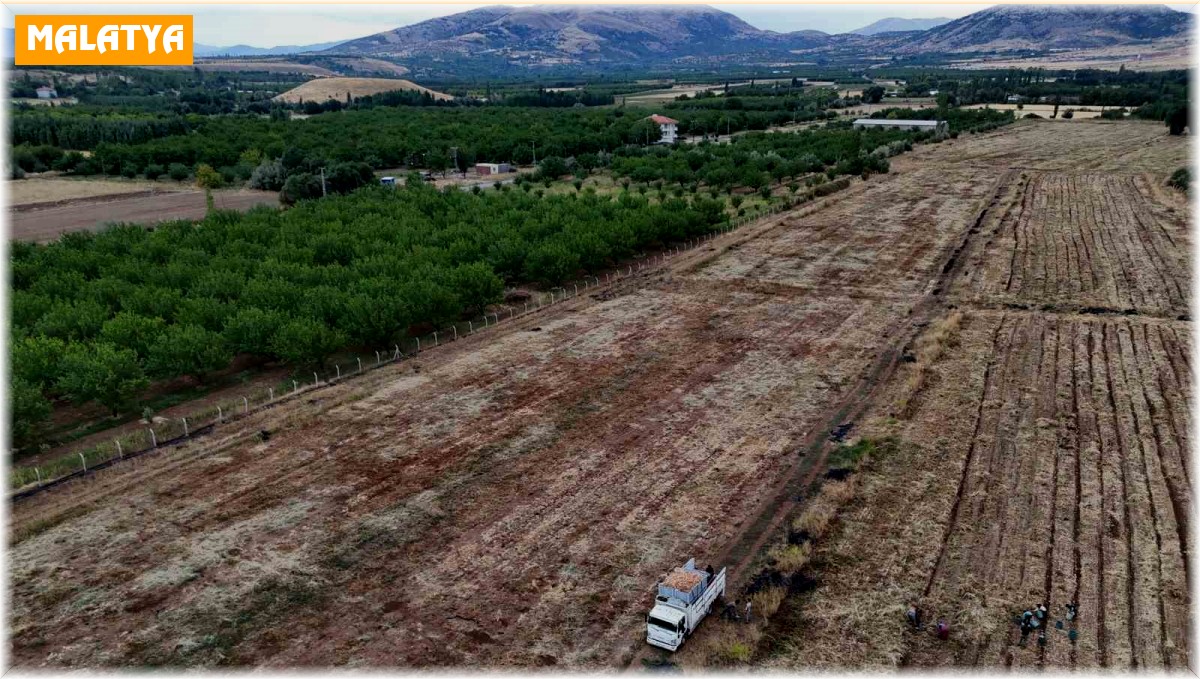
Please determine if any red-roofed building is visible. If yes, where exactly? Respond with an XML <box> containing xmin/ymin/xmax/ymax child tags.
<box><xmin>646</xmin><ymin>114</ymin><xmax>679</xmax><ymax>144</ymax></box>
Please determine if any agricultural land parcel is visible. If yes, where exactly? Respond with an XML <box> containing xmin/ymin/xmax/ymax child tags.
<box><xmin>8</xmin><ymin>120</ymin><xmax>1190</xmax><ymax>670</ymax></box>
<box><xmin>765</xmin><ymin>120</ymin><xmax>1190</xmax><ymax>670</ymax></box>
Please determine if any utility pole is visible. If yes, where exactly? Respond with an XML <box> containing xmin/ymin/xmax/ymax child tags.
<box><xmin>532</xmin><ymin>141</ymin><xmax>537</xmax><ymax>166</ymax></box>
<box><xmin>451</xmin><ymin>146</ymin><xmax>460</xmax><ymax>176</ymax></box>
<box><xmin>320</xmin><ymin>167</ymin><xmax>327</xmax><ymax>197</ymax></box>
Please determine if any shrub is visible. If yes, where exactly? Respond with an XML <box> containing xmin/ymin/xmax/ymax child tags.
<box><xmin>144</xmin><ymin>163</ymin><xmax>165</xmax><ymax>180</ymax></box>
<box><xmin>167</xmin><ymin>163</ymin><xmax>189</xmax><ymax>181</ymax></box>
<box><xmin>1168</xmin><ymin>167</ymin><xmax>1189</xmax><ymax>193</ymax></box>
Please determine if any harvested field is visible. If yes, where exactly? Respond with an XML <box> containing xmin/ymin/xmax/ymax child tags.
<box><xmin>8</xmin><ymin>177</ymin><xmax>182</xmax><ymax>208</ymax></box>
<box><xmin>9</xmin><ymin>121</ymin><xmax>1189</xmax><ymax>670</ymax></box>
<box><xmin>765</xmin><ymin>121</ymin><xmax>1189</xmax><ymax>671</ymax></box>
<box><xmin>951</xmin><ymin>172</ymin><xmax>1190</xmax><ymax>318</ymax></box>
<box><xmin>9</xmin><ymin>189</ymin><xmax>280</xmax><ymax>243</ymax></box>
<box><xmin>915</xmin><ymin>120</ymin><xmax>1188</xmax><ymax>173</ymax></box>
<box><xmin>273</xmin><ymin>77</ymin><xmax>451</xmax><ymax>103</ymax></box>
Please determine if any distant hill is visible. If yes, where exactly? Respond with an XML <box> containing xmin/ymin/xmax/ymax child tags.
<box><xmin>322</xmin><ymin>5</ymin><xmax>826</xmax><ymax>63</ymax></box>
<box><xmin>894</xmin><ymin>4</ymin><xmax>1191</xmax><ymax>52</ymax></box>
<box><xmin>847</xmin><ymin>17</ymin><xmax>950</xmax><ymax>36</ymax></box>
<box><xmin>272</xmin><ymin>77</ymin><xmax>451</xmax><ymax>103</ymax></box>
<box><xmin>194</xmin><ymin>40</ymin><xmax>346</xmax><ymax>57</ymax></box>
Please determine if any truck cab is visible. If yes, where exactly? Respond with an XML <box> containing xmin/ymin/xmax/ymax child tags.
<box><xmin>646</xmin><ymin>605</ymin><xmax>687</xmax><ymax>650</ymax></box>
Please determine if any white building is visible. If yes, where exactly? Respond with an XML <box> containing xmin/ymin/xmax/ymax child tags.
<box><xmin>647</xmin><ymin>114</ymin><xmax>679</xmax><ymax>144</ymax></box>
<box><xmin>852</xmin><ymin>118</ymin><xmax>948</xmax><ymax>136</ymax></box>
<box><xmin>36</xmin><ymin>86</ymin><xmax>57</xmax><ymax>99</ymax></box>
<box><xmin>475</xmin><ymin>163</ymin><xmax>514</xmax><ymax>176</ymax></box>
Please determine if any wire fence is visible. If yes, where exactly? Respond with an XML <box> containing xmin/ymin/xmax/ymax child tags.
<box><xmin>10</xmin><ymin>191</ymin><xmax>817</xmax><ymax>499</ymax></box>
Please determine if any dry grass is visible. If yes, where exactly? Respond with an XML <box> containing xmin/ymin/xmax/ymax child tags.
<box><xmin>752</xmin><ymin>587</ymin><xmax>787</xmax><ymax>619</ymax></box>
<box><xmin>791</xmin><ymin>478</ymin><xmax>855</xmax><ymax>540</ymax></box>
<box><xmin>273</xmin><ymin>77</ymin><xmax>451</xmax><ymax>103</ymax></box>
<box><xmin>768</xmin><ymin>543</ymin><xmax>812</xmax><ymax>573</ymax></box>
<box><xmin>10</xmin><ymin>177</ymin><xmax>178</xmax><ymax>206</ymax></box>
<box><xmin>895</xmin><ymin>310</ymin><xmax>963</xmax><ymax>416</ymax></box>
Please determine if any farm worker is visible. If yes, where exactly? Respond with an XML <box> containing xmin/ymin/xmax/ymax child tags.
<box><xmin>906</xmin><ymin>604</ymin><xmax>920</xmax><ymax>629</ymax></box>
<box><xmin>1065</xmin><ymin>603</ymin><xmax>1077</xmax><ymax>622</ymax></box>
<box><xmin>706</xmin><ymin>564</ymin><xmax>715</xmax><ymax>579</ymax></box>
<box><xmin>1021</xmin><ymin>609</ymin><xmax>1034</xmax><ymax>626</ymax></box>
<box><xmin>935</xmin><ymin>620</ymin><xmax>950</xmax><ymax>640</ymax></box>
<box><xmin>1018</xmin><ymin>620</ymin><xmax>1032</xmax><ymax>647</ymax></box>
<box><xmin>1036</xmin><ymin>603</ymin><xmax>1048</xmax><ymax>621</ymax></box>
<box><xmin>1037</xmin><ymin>630</ymin><xmax>1047</xmax><ymax>649</ymax></box>
<box><xmin>744</xmin><ymin>600</ymin><xmax>753</xmax><ymax>624</ymax></box>
<box><xmin>1068</xmin><ymin>628</ymin><xmax>1079</xmax><ymax>644</ymax></box>
<box><xmin>723</xmin><ymin>600</ymin><xmax>738</xmax><ymax>622</ymax></box>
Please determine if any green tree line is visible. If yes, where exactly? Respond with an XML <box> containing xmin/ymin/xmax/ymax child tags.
<box><xmin>10</xmin><ymin>181</ymin><xmax>725</xmax><ymax>450</ymax></box>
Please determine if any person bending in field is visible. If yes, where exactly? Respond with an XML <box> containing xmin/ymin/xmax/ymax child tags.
<box><xmin>906</xmin><ymin>604</ymin><xmax>921</xmax><ymax>630</ymax></box>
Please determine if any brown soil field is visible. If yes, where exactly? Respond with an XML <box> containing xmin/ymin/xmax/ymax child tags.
<box><xmin>8</xmin><ymin>177</ymin><xmax>183</xmax><ymax>208</ymax></box>
<box><xmin>764</xmin><ymin>122</ymin><xmax>1190</xmax><ymax>671</ymax></box>
<box><xmin>9</xmin><ymin>189</ymin><xmax>280</xmax><ymax>243</ymax></box>
<box><xmin>951</xmin><ymin>172</ymin><xmax>1190</xmax><ymax>318</ymax></box>
<box><xmin>8</xmin><ymin>121</ymin><xmax>1189</xmax><ymax>670</ymax></box>
<box><xmin>273</xmin><ymin>77</ymin><xmax>451</xmax><ymax>103</ymax></box>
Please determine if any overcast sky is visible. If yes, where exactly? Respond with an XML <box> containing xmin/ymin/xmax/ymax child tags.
<box><xmin>3</xmin><ymin>3</ymin><xmax>1195</xmax><ymax>48</ymax></box>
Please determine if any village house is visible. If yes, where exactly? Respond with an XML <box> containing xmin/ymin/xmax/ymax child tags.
<box><xmin>647</xmin><ymin>114</ymin><xmax>679</xmax><ymax>144</ymax></box>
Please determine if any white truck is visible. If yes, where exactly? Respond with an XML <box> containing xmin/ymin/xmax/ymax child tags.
<box><xmin>645</xmin><ymin>558</ymin><xmax>726</xmax><ymax>652</ymax></box>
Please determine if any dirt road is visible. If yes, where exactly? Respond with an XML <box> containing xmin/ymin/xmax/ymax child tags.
<box><xmin>9</xmin><ymin>121</ymin><xmax>1188</xmax><ymax>670</ymax></box>
<box><xmin>9</xmin><ymin>189</ymin><xmax>280</xmax><ymax>243</ymax></box>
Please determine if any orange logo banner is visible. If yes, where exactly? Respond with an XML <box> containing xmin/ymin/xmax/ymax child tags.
<box><xmin>15</xmin><ymin>15</ymin><xmax>193</xmax><ymax>66</ymax></box>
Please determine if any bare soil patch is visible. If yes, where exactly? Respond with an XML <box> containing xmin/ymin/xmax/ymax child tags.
<box><xmin>9</xmin><ymin>189</ymin><xmax>280</xmax><ymax>243</ymax></box>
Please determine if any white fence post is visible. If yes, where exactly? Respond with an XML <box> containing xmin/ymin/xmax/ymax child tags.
<box><xmin>115</xmin><ymin>439</ymin><xmax>123</xmax><ymax>459</ymax></box>
<box><xmin>218</xmin><ymin>406</ymin><xmax>223</xmax><ymax>422</ymax></box>
<box><xmin>523</xmin><ymin>302</ymin><xmax>528</xmax><ymax>313</ymax></box>
<box><xmin>416</xmin><ymin>338</ymin><xmax>421</xmax><ymax>352</ymax></box>
<box><xmin>35</xmin><ymin>467</ymin><xmax>41</xmax><ymax>484</ymax></box>
<box><xmin>182</xmin><ymin>418</ymin><xmax>189</xmax><ymax>437</ymax></box>
<box><xmin>358</xmin><ymin>357</ymin><xmax>363</xmax><ymax>372</ymax></box>
<box><xmin>509</xmin><ymin>308</ymin><xmax>514</xmax><ymax>319</ymax></box>
<box><xmin>79</xmin><ymin>452</ymin><xmax>86</xmax><ymax>472</ymax></box>
<box><xmin>375</xmin><ymin>350</ymin><xmax>381</xmax><ymax>364</ymax></box>
<box><xmin>434</xmin><ymin>331</ymin><xmax>439</xmax><ymax>346</ymax></box>
<box><xmin>150</xmin><ymin>428</ymin><xmax>158</xmax><ymax>448</ymax></box>
<box><xmin>469</xmin><ymin>321</ymin><xmax>474</xmax><ymax>334</ymax></box>
<box><xmin>452</xmin><ymin>326</ymin><xmax>458</xmax><ymax>340</ymax></box>
<box><xmin>574</xmin><ymin>284</ymin><xmax>579</xmax><ymax>295</ymax></box>
<box><xmin>293</xmin><ymin>380</ymin><xmax>298</xmax><ymax>394</ymax></box>
<box><xmin>268</xmin><ymin>388</ymin><xmax>274</xmax><ymax>401</ymax></box>
<box><xmin>313</xmin><ymin>371</ymin><xmax>319</xmax><ymax>385</ymax></box>
<box><xmin>336</xmin><ymin>365</ymin><xmax>341</xmax><ymax>379</ymax></box>
<box><xmin>243</xmin><ymin>396</ymin><xmax>249</xmax><ymax>412</ymax></box>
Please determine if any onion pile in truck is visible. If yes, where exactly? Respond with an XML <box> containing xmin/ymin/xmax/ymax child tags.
<box><xmin>645</xmin><ymin>558</ymin><xmax>726</xmax><ymax>651</ymax></box>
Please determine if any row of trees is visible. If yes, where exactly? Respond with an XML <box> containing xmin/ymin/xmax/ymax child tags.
<box><xmin>11</xmin><ymin>182</ymin><xmax>725</xmax><ymax>448</ymax></box>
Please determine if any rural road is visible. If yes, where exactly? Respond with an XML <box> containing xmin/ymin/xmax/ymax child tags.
<box><xmin>9</xmin><ymin>189</ymin><xmax>280</xmax><ymax>243</ymax></box>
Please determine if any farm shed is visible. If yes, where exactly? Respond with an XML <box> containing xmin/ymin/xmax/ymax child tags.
<box><xmin>476</xmin><ymin>163</ymin><xmax>514</xmax><ymax>175</ymax></box>
<box><xmin>852</xmin><ymin>118</ymin><xmax>948</xmax><ymax>136</ymax></box>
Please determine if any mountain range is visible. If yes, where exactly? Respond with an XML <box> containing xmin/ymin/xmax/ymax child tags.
<box><xmin>848</xmin><ymin>17</ymin><xmax>951</xmax><ymax>36</ymax></box>
<box><xmin>311</xmin><ymin>4</ymin><xmax>1191</xmax><ymax>67</ymax></box>
<box><xmin>194</xmin><ymin>40</ymin><xmax>346</xmax><ymax>57</ymax></box>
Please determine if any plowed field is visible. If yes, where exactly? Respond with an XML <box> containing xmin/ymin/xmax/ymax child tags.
<box><xmin>766</xmin><ymin>122</ymin><xmax>1189</xmax><ymax>671</ymax></box>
